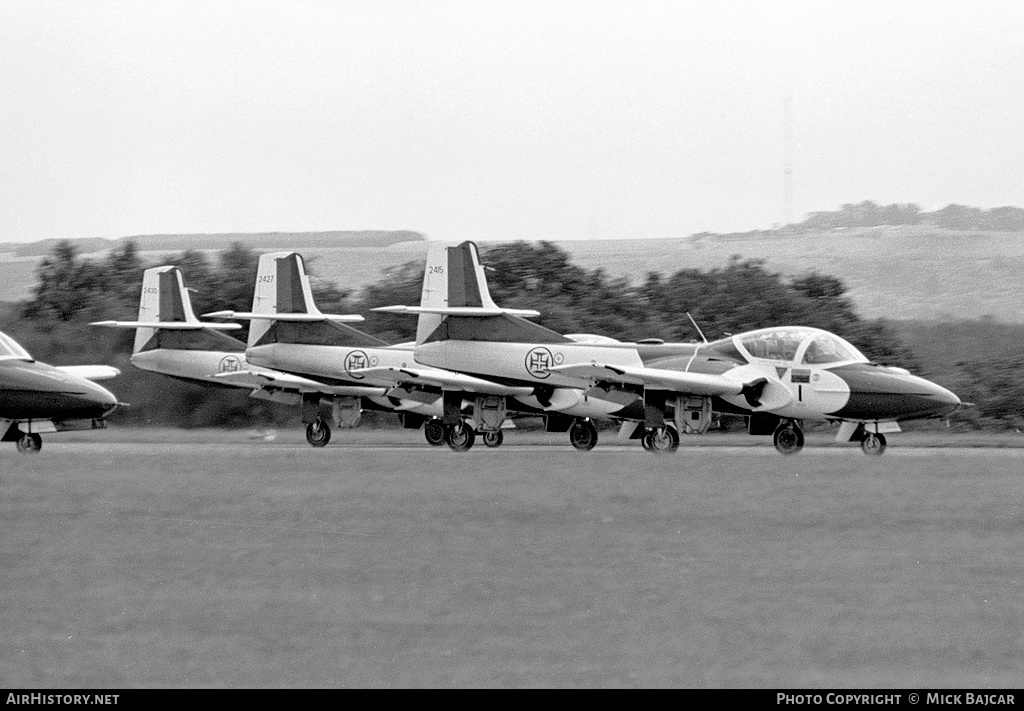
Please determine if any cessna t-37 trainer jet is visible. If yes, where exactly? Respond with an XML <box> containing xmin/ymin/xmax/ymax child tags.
<box><xmin>92</xmin><ymin>265</ymin><xmax>389</xmax><ymax>447</ymax></box>
<box><xmin>385</xmin><ymin>241</ymin><xmax>961</xmax><ymax>455</ymax></box>
<box><xmin>205</xmin><ymin>251</ymin><xmax>551</xmax><ymax>449</ymax></box>
<box><xmin>375</xmin><ymin>243</ymin><xmax>656</xmax><ymax>451</ymax></box>
<box><xmin>0</xmin><ymin>330</ymin><xmax>119</xmax><ymax>453</ymax></box>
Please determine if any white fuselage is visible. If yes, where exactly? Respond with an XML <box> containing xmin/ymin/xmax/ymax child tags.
<box><xmin>246</xmin><ymin>343</ymin><xmax>442</xmax><ymax>417</ymax></box>
<box><xmin>761</xmin><ymin>362</ymin><xmax>852</xmax><ymax>421</ymax></box>
<box><xmin>135</xmin><ymin>347</ymin><xmax>441</xmax><ymax>417</ymax></box>
<box><xmin>416</xmin><ymin>340</ymin><xmax>643</xmax><ymax>387</ymax></box>
<box><xmin>248</xmin><ymin>343</ymin><xmax>419</xmax><ymax>385</ymax></box>
<box><xmin>131</xmin><ymin>349</ymin><xmax>256</xmax><ymax>384</ymax></box>
<box><xmin>414</xmin><ymin>340</ymin><xmax>644</xmax><ymax>419</ymax></box>
<box><xmin>250</xmin><ymin>341</ymin><xmax>626</xmax><ymax>420</ymax></box>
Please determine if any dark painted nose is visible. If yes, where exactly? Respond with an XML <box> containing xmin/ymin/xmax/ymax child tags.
<box><xmin>922</xmin><ymin>379</ymin><xmax>961</xmax><ymax>416</ymax></box>
<box><xmin>85</xmin><ymin>380</ymin><xmax>119</xmax><ymax>417</ymax></box>
<box><xmin>830</xmin><ymin>364</ymin><xmax>961</xmax><ymax>421</ymax></box>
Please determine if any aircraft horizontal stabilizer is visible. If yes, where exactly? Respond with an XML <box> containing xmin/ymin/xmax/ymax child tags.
<box><xmin>349</xmin><ymin>365</ymin><xmax>535</xmax><ymax>396</ymax></box>
<box><xmin>203</xmin><ymin>311</ymin><xmax>364</xmax><ymax>323</ymax></box>
<box><xmin>373</xmin><ymin>305</ymin><xmax>541</xmax><ymax>318</ymax></box>
<box><xmin>90</xmin><ymin>320</ymin><xmax>242</xmax><ymax>331</ymax></box>
<box><xmin>212</xmin><ymin>370</ymin><xmax>387</xmax><ymax>397</ymax></box>
<box><xmin>55</xmin><ymin>365</ymin><xmax>121</xmax><ymax>381</ymax></box>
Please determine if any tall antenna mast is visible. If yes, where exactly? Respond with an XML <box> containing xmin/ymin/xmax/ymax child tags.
<box><xmin>783</xmin><ymin>84</ymin><xmax>793</xmax><ymax>227</ymax></box>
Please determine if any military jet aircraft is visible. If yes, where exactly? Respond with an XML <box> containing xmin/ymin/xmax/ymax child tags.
<box><xmin>92</xmin><ymin>265</ymin><xmax>391</xmax><ymax>447</ymax></box>
<box><xmin>375</xmin><ymin>241</ymin><xmax>694</xmax><ymax>451</ymax></box>
<box><xmin>555</xmin><ymin>325</ymin><xmax>962</xmax><ymax>455</ymax></box>
<box><xmin>203</xmin><ymin>252</ymin><xmax>549</xmax><ymax>449</ymax></box>
<box><xmin>386</xmin><ymin>241</ymin><xmax>961</xmax><ymax>455</ymax></box>
<box><xmin>0</xmin><ymin>330</ymin><xmax>119</xmax><ymax>453</ymax></box>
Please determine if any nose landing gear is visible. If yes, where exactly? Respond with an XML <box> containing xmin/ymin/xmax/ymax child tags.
<box><xmin>15</xmin><ymin>432</ymin><xmax>42</xmax><ymax>454</ymax></box>
<box><xmin>860</xmin><ymin>431</ymin><xmax>887</xmax><ymax>456</ymax></box>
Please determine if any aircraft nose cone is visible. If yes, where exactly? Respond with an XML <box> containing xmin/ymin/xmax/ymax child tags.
<box><xmin>829</xmin><ymin>364</ymin><xmax>962</xmax><ymax>421</ymax></box>
<box><xmin>925</xmin><ymin>380</ymin><xmax>961</xmax><ymax>415</ymax></box>
<box><xmin>89</xmin><ymin>382</ymin><xmax>119</xmax><ymax>416</ymax></box>
<box><xmin>884</xmin><ymin>373</ymin><xmax>962</xmax><ymax>419</ymax></box>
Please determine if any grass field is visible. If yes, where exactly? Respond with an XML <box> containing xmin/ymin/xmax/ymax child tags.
<box><xmin>2</xmin><ymin>435</ymin><xmax>1023</xmax><ymax>688</ymax></box>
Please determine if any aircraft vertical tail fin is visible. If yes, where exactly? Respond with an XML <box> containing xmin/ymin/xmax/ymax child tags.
<box><xmin>135</xmin><ymin>266</ymin><xmax>186</xmax><ymax>352</ymax></box>
<box><xmin>375</xmin><ymin>241</ymin><xmax>567</xmax><ymax>345</ymax></box>
<box><xmin>414</xmin><ymin>242</ymin><xmax>451</xmax><ymax>344</ymax></box>
<box><xmin>414</xmin><ymin>240</ymin><xmax>505</xmax><ymax>343</ymax></box>
<box><xmin>440</xmin><ymin>240</ymin><xmax>500</xmax><ymax>310</ymax></box>
<box><xmin>203</xmin><ymin>251</ymin><xmax>383</xmax><ymax>348</ymax></box>
<box><xmin>251</xmin><ymin>251</ymin><xmax>321</xmax><ymax>316</ymax></box>
<box><xmin>90</xmin><ymin>266</ymin><xmax>242</xmax><ymax>351</ymax></box>
<box><xmin>245</xmin><ymin>252</ymin><xmax>321</xmax><ymax>347</ymax></box>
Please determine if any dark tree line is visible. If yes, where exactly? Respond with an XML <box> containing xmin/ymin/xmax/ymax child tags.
<box><xmin>1</xmin><ymin>237</ymin><xmax>1015</xmax><ymax>429</ymax></box>
<box><xmin>1</xmin><ymin>241</ymin><xmax>356</xmax><ymax>427</ymax></box>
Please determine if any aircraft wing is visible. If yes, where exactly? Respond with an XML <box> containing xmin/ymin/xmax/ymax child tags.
<box><xmin>212</xmin><ymin>370</ymin><xmax>387</xmax><ymax>397</ymax></box>
<box><xmin>373</xmin><ymin>305</ymin><xmax>541</xmax><ymax>318</ymax></box>
<box><xmin>203</xmin><ymin>311</ymin><xmax>364</xmax><ymax>323</ymax></box>
<box><xmin>550</xmin><ymin>363</ymin><xmax>744</xmax><ymax>395</ymax></box>
<box><xmin>349</xmin><ymin>366</ymin><xmax>535</xmax><ymax>397</ymax></box>
<box><xmin>91</xmin><ymin>320</ymin><xmax>242</xmax><ymax>331</ymax></box>
<box><xmin>549</xmin><ymin>362</ymin><xmax>792</xmax><ymax>410</ymax></box>
<box><xmin>56</xmin><ymin>365</ymin><xmax>121</xmax><ymax>381</ymax></box>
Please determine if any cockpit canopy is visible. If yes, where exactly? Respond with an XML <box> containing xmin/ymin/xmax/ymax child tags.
<box><xmin>734</xmin><ymin>327</ymin><xmax>868</xmax><ymax>365</ymax></box>
<box><xmin>0</xmin><ymin>331</ymin><xmax>32</xmax><ymax>361</ymax></box>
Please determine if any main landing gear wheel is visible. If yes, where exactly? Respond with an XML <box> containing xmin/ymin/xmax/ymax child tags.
<box><xmin>648</xmin><ymin>426</ymin><xmax>679</xmax><ymax>454</ymax></box>
<box><xmin>305</xmin><ymin>419</ymin><xmax>331</xmax><ymax>448</ymax></box>
<box><xmin>640</xmin><ymin>430</ymin><xmax>654</xmax><ymax>451</ymax></box>
<box><xmin>860</xmin><ymin>432</ymin><xmax>887</xmax><ymax>456</ymax></box>
<box><xmin>773</xmin><ymin>424</ymin><xmax>804</xmax><ymax>455</ymax></box>
<box><xmin>482</xmin><ymin>430</ymin><xmax>504</xmax><ymax>448</ymax></box>
<box><xmin>569</xmin><ymin>419</ymin><xmax>598</xmax><ymax>451</ymax></box>
<box><xmin>446</xmin><ymin>423</ymin><xmax>476</xmax><ymax>452</ymax></box>
<box><xmin>424</xmin><ymin>418</ymin><xmax>446</xmax><ymax>447</ymax></box>
<box><xmin>15</xmin><ymin>433</ymin><xmax>42</xmax><ymax>454</ymax></box>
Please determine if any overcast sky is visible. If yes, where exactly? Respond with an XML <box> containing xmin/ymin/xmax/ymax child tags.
<box><xmin>1</xmin><ymin>0</ymin><xmax>1022</xmax><ymax>243</ymax></box>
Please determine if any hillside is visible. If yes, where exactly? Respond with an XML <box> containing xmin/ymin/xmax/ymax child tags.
<box><xmin>0</xmin><ymin>231</ymin><xmax>426</xmax><ymax>303</ymax></box>
<box><xmin>8</xmin><ymin>230</ymin><xmax>423</xmax><ymax>257</ymax></box>
<box><xmin>1</xmin><ymin>226</ymin><xmax>1021</xmax><ymax>322</ymax></box>
<box><xmin>559</xmin><ymin>226</ymin><xmax>1024</xmax><ymax>323</ymax></box>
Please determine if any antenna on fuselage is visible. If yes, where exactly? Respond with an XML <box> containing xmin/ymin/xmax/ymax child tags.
<box><xmin>686</xmin><ymin>312</ymin><xmax>709</xmax><ymax>344</ymax></box>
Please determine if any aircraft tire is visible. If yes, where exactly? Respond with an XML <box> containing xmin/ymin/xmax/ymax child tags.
<box><xmin>860</xmin><ymin>432</ymin><xmax>887</xmax><ymax>456</ymax></box>
<box><xmin>569</xmin><ymin>419</ymin><xmax>598</xmax><ymax>451</ymax></box>
<box><xmin>640</xmin><ymin>430</ymin><xmax>654</xmax><ymax>451</ymax></box>
<box><xmin>482</xmin><ymin>430</ymin><xmax>503</xmax><ymax>448</ymax></box>
<box><xmin>649</xmin><ymin>426</ymin><xmax>679</xmax><ymax>454</ymax></box>
<box><xmin>15</xmin><ymin>433</ymin><xmax>42</xmax><ymax>454</ymax></box>
<box><xmin>424</xmin><ymin>418</ymin><xmax>446</xmax><ymax>446</ymax></box>
<box><xmin>773</xmin><ymin>423</ymin><xmax>804</xmax><ymax>455</ymax></box>
<box><xmin>446</xmin><ymin>423</ymin><xmax>476</xmax><ymax>452</ymax></box>
<box><xmin>305</xmin><ymin>420</ymin><xmax>331</xmax><ymax>448</ymax></box>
